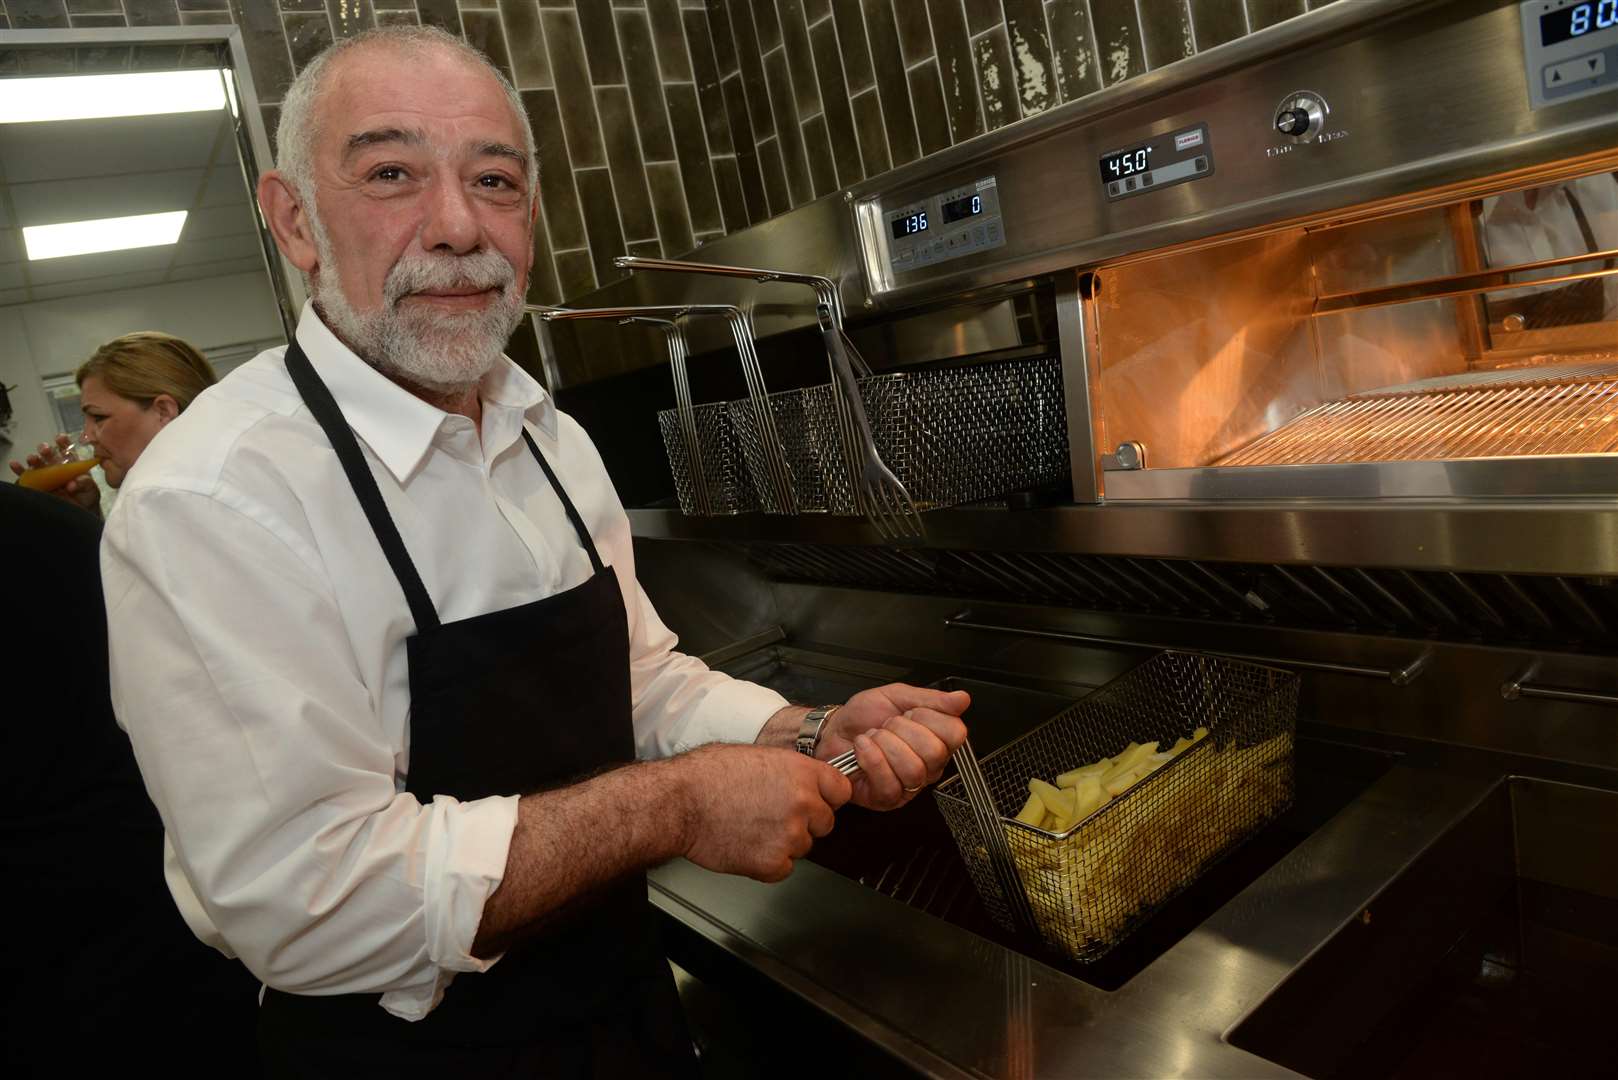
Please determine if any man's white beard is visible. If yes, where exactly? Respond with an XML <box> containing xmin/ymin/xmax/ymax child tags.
<box><xmin>309</xmin><ymin>211</ymin><xmax>525</xmax><ymax>394</ymax></box>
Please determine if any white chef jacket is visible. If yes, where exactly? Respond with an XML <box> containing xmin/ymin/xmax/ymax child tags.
<box><xmin>101</xmin><ymin>303</ymin><xmax>787</xmax><ymax>1021</ymax></box>
<box><xmin>1480</xmin><ymin>172</ymin><xmax>1618</xmax><ymax>318</ymax></box>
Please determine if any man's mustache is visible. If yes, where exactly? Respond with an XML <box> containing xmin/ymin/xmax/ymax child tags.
<box><xmin>383</xmin><ymin>250</ymin><xmax>517</xmax><ymax>305</ymax></box>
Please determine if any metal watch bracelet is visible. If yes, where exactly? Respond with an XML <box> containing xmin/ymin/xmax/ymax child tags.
<box><xmin>795</xmin><ymin>704</ymin><xmax>839</xmax><ymax>757</ymax></box>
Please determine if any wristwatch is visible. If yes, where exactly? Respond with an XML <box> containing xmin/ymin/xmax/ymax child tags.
<box><xmin>795</xmin><ymin>704</ymin><xmax>840</xmax><ymax>758</ymax></box>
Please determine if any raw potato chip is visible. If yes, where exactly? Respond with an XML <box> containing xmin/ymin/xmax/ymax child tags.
<box><xmin>996</xmin><ymin>724</ymin><xmax>1289</xmax><ymax>957</ymax></box>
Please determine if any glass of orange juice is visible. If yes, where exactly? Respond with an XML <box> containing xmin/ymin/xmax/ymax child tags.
<box><xmin>17</xmin><ymin>441</ymin><xmax>98</xmax><ymax>492</ymax></box>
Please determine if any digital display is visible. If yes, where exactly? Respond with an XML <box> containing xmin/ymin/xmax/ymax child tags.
<box><xmin>1099</xmin><ymin>143</ymin><xmax>1152</xmax><ymax>183</ymax></box>
<box><xmin>940</xmin><ymin>193</ymin><xmax>984</xmax><ymax>224</ymax></box>
<box><xmin>890</xmin><ymin>210</ymin><xmax>928</xmax><ymax>239</ymax></box>
<box><xmin>1542</xmin><ymin>0</ymin><xmax>1618</xmax><ymax>46</ymax></box>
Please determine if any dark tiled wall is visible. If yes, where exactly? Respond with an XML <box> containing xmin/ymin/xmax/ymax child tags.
<box><xmin>704</xmin><ymin>0</ymin><xmax>1338</xmax><ymax>226</ymax></box>
<box><xmin>0</xmin><ymin>0</ymin><xmax>1337</xmax><ymax>302</ymax></box>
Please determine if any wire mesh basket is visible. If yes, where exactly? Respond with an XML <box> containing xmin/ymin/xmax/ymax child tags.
<box><xmin>725</xmin><ymin>389</ymin><xmax>829</xmax><ymax>514</ymax></box>
<box><xmin>657</xmin><ymin>402</ymin><xmax>757</xmax><ymax>515</ymax></box>
<box><xmin>724</xmin><ymin>355</ymin><xmax>1069</xmax><ymax>514</ymax></box>
<box><xmin>934</xmin><ymin>652</ymin><xmax>1298</xmax><ymax>962</ymax></box>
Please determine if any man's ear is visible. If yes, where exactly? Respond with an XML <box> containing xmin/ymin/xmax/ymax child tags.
<box><xmin>258</xmin><ymin>170</ymin><xmax>319</xmax><ymax>274</ymax></box>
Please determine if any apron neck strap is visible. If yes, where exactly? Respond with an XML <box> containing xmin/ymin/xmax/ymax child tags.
<box><xmin>521</xmin><ymin>427</ymin><xmax>604</xmax><ymax>576</ymax></box>
<box><xmin>283</xmin><ymin>338</ymin><xmax>442</xmax><ymax>633</ymax></box>
<box><xmin>284</xmin><ymin>334</ymin><xmax>610</xmax><ymax>633</ymax></box>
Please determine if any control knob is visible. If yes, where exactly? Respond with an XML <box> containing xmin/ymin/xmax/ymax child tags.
<box><xmin>1274</xmin><ymin>108</ymin><xmax>1311</xmax><ymax>136</ymax></box>
<box><xmin>1273</xmin><ymin>91</ymin><xmax>1329</xmax><ymax>144</ymax></box>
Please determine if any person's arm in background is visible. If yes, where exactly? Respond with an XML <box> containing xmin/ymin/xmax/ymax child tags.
<box><xmin>8</xmin><ymin>432</ymin><xmax>101</xmax><ymax>515</ymax></box>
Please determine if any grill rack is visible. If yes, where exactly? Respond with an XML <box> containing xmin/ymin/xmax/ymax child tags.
<box><xmin>1221</xmin><ymin>361</ymin><xmax>1618</xmax><ymax>466</ymax></box>
<box><xmin>935</xmin><ymin>652</ymin><xmax>1297</xmax><ymax>962</ymax></box>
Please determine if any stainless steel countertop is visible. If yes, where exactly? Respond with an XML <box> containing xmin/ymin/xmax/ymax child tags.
<box><xmin>649</xmin><ymin>760</ymin><xmax>1503</xmax><ymax>1079</ymax></box>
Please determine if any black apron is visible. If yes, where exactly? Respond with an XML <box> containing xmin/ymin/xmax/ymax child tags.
<box><xmin>258</xmin><ymin>340</ymin><xmax>695</xmax><ymax>1078</ymax></box>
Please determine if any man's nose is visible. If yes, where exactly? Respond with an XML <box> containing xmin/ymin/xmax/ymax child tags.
<box><xmin>419</xmin><ymin>176</ymin><xmax>481</xmax><ymax>253</ymax></box>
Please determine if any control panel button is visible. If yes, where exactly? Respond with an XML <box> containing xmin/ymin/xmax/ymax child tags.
<box><xmin>1545</xmin><ymin>51</ymin><xmax>1607</xmax><ymax>88</ymax></box>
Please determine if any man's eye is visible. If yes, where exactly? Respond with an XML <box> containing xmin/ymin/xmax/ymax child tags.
<box><xmin>371</xmin><ymin>166</ymin><xmax>406</xmax><ymax>182</ymax></box>
<box><xmin>479</xmin><ymin>174</ymin><xmax>516</xmax><ymax>189</ymax></box>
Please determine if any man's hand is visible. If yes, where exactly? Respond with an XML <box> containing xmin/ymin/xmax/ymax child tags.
<box><xmin>821</xmin><ymin>685</ymin><xmax>970</xmax><ymax>811</ymax></box>
<box><xmin>677</xmin><ymin>744</ymin><xmax>852</xmax><ymax>883</ymax></box>
<box><xmin>9</xmin><ymin>434</ymin><xmax>101</xmax><ymax>514</ymax></box>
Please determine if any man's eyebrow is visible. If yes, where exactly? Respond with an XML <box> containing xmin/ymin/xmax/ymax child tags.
<box><xmin>474</xmin><ymin>141</ymin><xmax>528</xmax><ymax>171</ymax></box>
<box><xmin>343</xmin><ymin>127</ymin><xmax>424</xmax><ymax>159</ymax></box>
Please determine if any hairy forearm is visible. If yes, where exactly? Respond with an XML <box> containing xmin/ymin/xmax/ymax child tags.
<box><xmin>754</xmin><ymin>704</ymin><xmax>810</xmax><ymax>750</ymax></box>
<box><xmin>474</xmin><ymin>704</ymin><xmax>815</xmax><ymax>957</ymax></box>
<box><xmin>471</xmin><ymin>757</ymin><xmax>692</xmax><ymax>958</ymax></box>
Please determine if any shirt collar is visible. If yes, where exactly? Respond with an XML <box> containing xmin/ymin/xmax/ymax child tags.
<box><xmin>294</xmin><ymin>302</ymin><xmax>557</xmax><ymax>482</ymax></box>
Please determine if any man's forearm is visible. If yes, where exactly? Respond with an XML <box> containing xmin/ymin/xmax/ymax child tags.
<box><xmin>754</xmin><ymin>704</ymin><xmax>810</xmax><ymax>750</ymax></box>
<box><xmin>475</xmin><ymin>704</ymin><xmax>815</xmax><ymax>957</ymax></box>
<box><xmin>471</xmin><ymin>757</ymin><xmax>693</xmax><ymax>958</ymax></box>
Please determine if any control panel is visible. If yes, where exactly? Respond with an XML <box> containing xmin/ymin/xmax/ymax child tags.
<box><xmin>885</xmin><ymin>175</ymin><xmax>1004</xmax><ymax>272</ymax></box>
<box><xmin>1521</xmin><ymin>0</ymin><xmax>1618</xmax><ymax>109</ymax></box>
<box><xmin>1098</xmin><ymin>123</ymin><xmax>1214</xmax><ymax>201</ymax></box>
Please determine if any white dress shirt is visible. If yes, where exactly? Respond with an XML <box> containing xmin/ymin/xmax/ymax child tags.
<box><xmin>101</xmin><ymin>303</ymin><xmax>787</xmax><ymax>1021</ymax></box>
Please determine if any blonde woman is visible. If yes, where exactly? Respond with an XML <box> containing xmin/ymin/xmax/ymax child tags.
<box><xmin>8</xmin><ymin>331</ymin><xmax>218</xmax><ymax>514</ymax></box>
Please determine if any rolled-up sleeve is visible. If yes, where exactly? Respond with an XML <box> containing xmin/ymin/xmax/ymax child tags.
<box><xmin>574</xmin><ymin>469</ymin><xmax>787</xmax><ymax>758</ymax></box>
<box><xmin>103</xmin><ymin>486</ymin><xmax>516</xmax><ymax>1020</ymax></box>
<box><xmin>626</xmin><ymin>578</ymin><xmax>789</xmax><ymax>757</ymax></box>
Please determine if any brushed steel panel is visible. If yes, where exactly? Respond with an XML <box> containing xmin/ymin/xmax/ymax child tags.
<box><xmin>627</xmin><ymin>502</ymin><xmax>1618</xmax><ymax>577</ymax></box>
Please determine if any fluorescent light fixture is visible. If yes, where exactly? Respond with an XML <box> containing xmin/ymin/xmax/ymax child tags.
<box><xmin>23</xmin><ymin>210</ymin><xmax>188</xmax><ymax>261</ymax></box>
<box><xmin>0</xmin><ymin>70</ymin><xmax>226</xmax><ymax>124</ymax></box>
<box><xmin>222</xmin><ymin>70</ymin><xmax>240</xmax><ymax>119</ymax></box>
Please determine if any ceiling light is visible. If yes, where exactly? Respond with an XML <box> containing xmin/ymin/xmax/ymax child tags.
<box><xmin>0</xmin><ymin>69</ymin><xmax>226</xmax><ymax>124</ymax></box>
<box><xmin>23</xmin><ymin>210</ymin><xmax>189</xmax><ymax>261</ymax></box>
